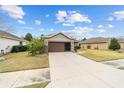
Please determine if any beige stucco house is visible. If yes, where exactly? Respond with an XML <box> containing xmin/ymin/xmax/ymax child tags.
<box><xmin>44</xmin><ymin>32</ymin><xmax>78</xmax><ymax>52</ymax></box>
<box><xmin>80</xmin><ymin>37</ymin><xmax>124</xmax><ymax>50</ymax></box>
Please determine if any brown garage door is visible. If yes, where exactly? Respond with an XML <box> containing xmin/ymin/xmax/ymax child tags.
<box><xmin>48</xmin><ymin>42</ymin><xmax>65</xmax><ymax>52</ymax></box>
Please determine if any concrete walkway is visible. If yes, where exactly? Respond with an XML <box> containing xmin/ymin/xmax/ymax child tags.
<box><xmin>102</xmin><ymin>59</ymin><xmax>124</xmax><ymax>68</ymax></box>
<box><xmin>48</xmin><ymin>52</ymin><xmax>124</xmax><ymax>88</ymax></box>
<box><xmin>0</xmin><ymin>68</ymin><xmax>50</xmax><ymax>88</ymax></box>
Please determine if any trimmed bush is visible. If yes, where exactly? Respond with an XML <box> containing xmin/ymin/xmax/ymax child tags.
<box><xmin>74</xmin><ymin>46</ymin><xmax>81</xmax><ymax>52</ymax></box>
<box><xmin>28</xmin><ymin>38</ymin><xmax>47</xmax><ymax>56</ymax></box>
<box><xmin>109</xmin><ymin>38</ymin><xmax>121</xmax><ymax>50</ymax></box>
<box><xmin>75</xmin><ymin>46</ymin><xmax>81</xmax><ymax>49</ymax></box>
<box><xmin>87</xmin><ymin>45</ymin><xmax>91</xmax><ymax>49</ymax></box>
<box><xmin>11</xmin><ymin>45</ymin><xmax>28</xmax><ymax>53</ymax></box>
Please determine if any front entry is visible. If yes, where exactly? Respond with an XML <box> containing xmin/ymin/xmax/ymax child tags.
<box><xmin>64</xmin><ymin>42</ymin><xmax>71</xmax><ymax>51</ymax></box>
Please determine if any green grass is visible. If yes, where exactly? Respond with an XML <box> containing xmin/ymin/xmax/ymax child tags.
<box><xmin>0</xmin><ymin>52</ymin><xmax>49</xmax><ymax>73</ymax></box>
<box><xmin>118</xmin><ymin>67</ymin><xmax>124</xmax><ymax>70</ymax></box>
<box><xmin>20</xmin><ymin>82</ymin><xmax>49</xmax><ymax>88</ymax></box>
<box><xmin>78</xmin><ymin>49</ymin><xmax>124</xmax><ymax>62</ymax></box>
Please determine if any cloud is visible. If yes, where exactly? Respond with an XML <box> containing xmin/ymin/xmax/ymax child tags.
<box><xmin>62</xmin><ymin>23</ymin><xmax>74</xmax><ymax>26</ymax></box>
<box><xmin>18</xmin><ymin>20</ymin><xmax>25</xmax><ymax>24</ymax></box>
<box><xmin>97</xmin><ymin>29</ymin><xmax>106</xmax><ymax>33</ymax></box>
<box><xmin>56</xmin><ymin>11</ymin><xmax>67</xmax><ymax>22</ymax></box>
<box><xmin>62</xmin><ymin>26</ymin><xmax>93</xmax><ymax>39</ymax></box>
<box><xmin>1</xmin><ymin>5</ymin><xmax>26</xmax><ymax>25</ymax></box>
<box><xmin>1</xmin><ymin>5</ymin><xmax>25</xmax><ymax>20</ymax></box>
<box><xmin>50</xmin><ymin>28</ymin><xmax>54</xmax><ymax>31</ymax></box>
<box><xmin>39</xmin><ymin>28</ymin><xmax>45</xmax><ymax>31</ymax></box>
<box><xmin>97</xmin><ymin>25</ymin><xmax>104</xmax><ymax>28</ymax></box>
<box><xmin>113</xmin><ymin>10</ymin><xmax>124</xmax><ymax>20</ymax></box>
<box><xmin>35</xmin><ymin>20</ymin><xmax>41</xmax><ymax>25</ymax></box>
<box><xmin>46</xmin><ymin>14</ymin><xmax>50</xmax><ymax>17</ymax></box>
<box><xmin>56</xmin><ymin>10</ymin><xmax>91</xmax><ymax>26</ymax></box>
<box><xmin>108</xmin><ymin>17</ymin><xmax>114</xmax><ymax>21</ymax></box>
<box><xmin>108</xmin><ymin>24</ymin><xmax>113</xmax><ymax>28</ymax></box>
<box><xmin>68</xmin><ymin>12</ymin><xmax>91</xmax><ymax>23</ymax></box>
<box><xmin>96</xmin><ymin>24</ymin><xmax>106</xmax><ymax>33</ymax></box>
<box><xmin>96</xmin><ymin>24</ymin><xmax>113</xmax><ymax>33</ymax></box>
<box><xmin>24</xmin><ymin>27</ymin><xmax>33</xmax><ymax>30</ymax></box>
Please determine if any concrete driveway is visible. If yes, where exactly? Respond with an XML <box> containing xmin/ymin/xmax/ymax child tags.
<box><xmin>48</xmin><ymin>52</ymin><xmax>124</xmax><ymax>88</ymax></box>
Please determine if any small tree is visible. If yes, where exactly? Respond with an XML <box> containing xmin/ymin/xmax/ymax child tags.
<box><xmin>109</xmin><ymin>38</ymin><xmax>121</xmax><ymax>50</ymax></box>
<box><xmin>81</xmin><ymin>38</ymin><xmax>87</xmax><ymax>41</ymax></box>
<box><xmin>28</xmin><ymin>38</ymin><xmax>47</xmax><ymax>56</ymax></box>
<box><xmin>24</xmin><ymin>33</ymin><xmax>33</xmax><ymax>41</ymax></box>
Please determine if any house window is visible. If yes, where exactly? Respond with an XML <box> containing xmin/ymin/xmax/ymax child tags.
<box><xmin>94</xmin><ymin>47</ymin><xmax>99</xmax><ymax>50</ymax></box>
<box><xmin>87</xmin><ymin>45</ymin><xmax>91</xmax><ymax>49</ymax></box>
<box><xmin>20</xmin><ymin>41</ymin><xmax>23</xmax><ymax>45</ymax></box>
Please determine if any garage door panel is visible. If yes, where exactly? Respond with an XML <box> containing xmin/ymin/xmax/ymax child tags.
<box><xmin>48</xmin><ymin>42</ymin><xmax>65</xmax><ymax>52</ymax></box>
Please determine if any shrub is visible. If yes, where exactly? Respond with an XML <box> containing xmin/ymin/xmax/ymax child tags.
<box><xmin>74</xmin><ymin>46</ymin><xmax>81</xmax><ymax>52</ymax></box>
<box><xmin>28</xmin><ymin>38</ymin><xmax>47</xmax><ymax>56</ymax></box>
<box><xmin>87</xmin><ymin>45</ymin><xmax>91</xmax><ymax>49</ymax></box>
<box><xmin>109</xmin><ymin>38</ymin><xmax>121</xmax><ymax>50</ymax></box>
<box><xmin>11</xmin><ymin>45</ymin><xmax>28</xmax><ymax>53</ymax></box>
<box><xmin>75</xmin><ymin>46</ymin><xmax>81</xmax><ymax>49</ymax></box>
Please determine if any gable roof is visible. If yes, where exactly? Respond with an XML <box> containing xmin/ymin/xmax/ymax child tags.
<box><xmin>118</xmin><ymin>38</ymin><xmax>124</xmax><ymax>43</ymax></box>
<box><xmin>81</xmin><ymin>37</ymin><xmax>110</xmax><ymax>44</ymax></box>
<box><xmin>0</xmin><ymin>30</ymin><xmax>26</xmax><ymax>42</ymax></box>
<box><xmin>81</xmin><ymin>37</ymin><xmax>124</xmax><ymax>44</ymax></box>
<box><xmin>44</xmin><ymin>32</ymin><xmax>74</xmax><ymax>40</ymax></box>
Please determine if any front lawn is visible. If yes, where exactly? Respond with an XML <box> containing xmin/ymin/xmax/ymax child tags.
<box><xmin>0</xmin><ymin>52</ymin><xmax>49</xmax><ymax>73</ymax></box>
<box><xmin>78</xmin><ymin>49</ymin><xmax>124</xmax><ymax>62</ymax></box>
<box><xmin>20</xmin><ymin>81</ymin><xmax>49</xmax><ymax>88</ymax></box>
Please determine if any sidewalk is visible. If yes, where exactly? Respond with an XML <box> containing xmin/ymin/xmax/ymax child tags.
<box><xmin>0</xmin><ymin>68</ymin><xmax>50</xmax><ymax>88</ymax></box>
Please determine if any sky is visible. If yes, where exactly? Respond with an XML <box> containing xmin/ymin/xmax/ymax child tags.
<box><xmin>0</xmin><ymin>5</ymin><xmax>124</xmax><ymax>39</ymax></box>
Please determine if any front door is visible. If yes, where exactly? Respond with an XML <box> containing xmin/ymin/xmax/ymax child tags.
<box><xmin>64</xmin><ymin>42</ymin><xmax>71</xmax><ymax>51</ymax></box>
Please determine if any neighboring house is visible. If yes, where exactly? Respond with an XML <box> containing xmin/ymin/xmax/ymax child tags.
<box><xmin>44</xmin><ymin>32</ymin><xmax>78</xmax><ymax>52</ymax></box>
<box><xmin>80</xmin><ymin>37</ymin><xmax>124</xmax><ymax>50</ymax></box>
<box><xmin>0</xmin><ymin>30</ymin><xmax>27</xmax><ymax>54</ymax></box>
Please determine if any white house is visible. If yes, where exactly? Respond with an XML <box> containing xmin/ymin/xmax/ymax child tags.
<box><xmin>0</xmin><ymin>30</ymin><xmax>27</xmax><ymax>54</ymax></box>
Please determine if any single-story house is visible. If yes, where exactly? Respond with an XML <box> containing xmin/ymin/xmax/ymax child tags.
<box><xmin>80</xmin><ymin>37</ymin><xmax>124</xmax><ymax>50</ymax></box>
<box><xmin>0</xmin><ymin>30</ymin><xmax>27</xmax><ymax>54</ymax></box>
<box><xmin>44</xmin><ymin>32</ymin><xmax>79</xmax><ymax>52</ymax></box>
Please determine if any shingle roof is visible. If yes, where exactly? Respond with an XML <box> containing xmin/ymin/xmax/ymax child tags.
<box><xmin>44</xmin><ymin>32</ymin><xmax>74</xmax><ymax>40</ymax></box>
<box><xmin>118</xmin><ymin>38</ymin><xmax>124</xmax><ymax>43</ymax></box>
<box><xmin>81</xmin><ymin>37</ymin><xmax>124</xmax><ymax>44</ymax></box>
<box><xmin>0</xmin><ymin>30</ymin><xmax>26</xmax><ymax>42</ymax></box>
<box><xmin>44</xmin><ymin>33</ymin><xmax>58</xmax><ymax>38</ymax></box>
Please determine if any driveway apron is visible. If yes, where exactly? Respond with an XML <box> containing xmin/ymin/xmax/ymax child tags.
<box><xmin>48</xmin><ymin>52</ymin><xmax>124</xmax><ymax>88</ymax></box>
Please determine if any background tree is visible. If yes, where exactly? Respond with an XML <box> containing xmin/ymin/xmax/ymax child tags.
<box><xmin>40</xmin><ymin>34</ymin><xmax>44</xmax><ymax>40</ymax></box>
<box><xmin>109</xmin><ymin>38</ymin><xmax>121</xmax><ymax>50</ymax></box>
<box><xmin>41</xmin><ymin>34</ymin><xmax>44</xmax><ymax>37</ymax></box>
<box><xmin>24</xmin><ymin>33</ymin><xmax>33</xmax><ymax>41</ymax></box>
<box><xmin>81</xmin><ymin>37</ymin><xmax>87</xmax><ymax>41</ymax></box>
